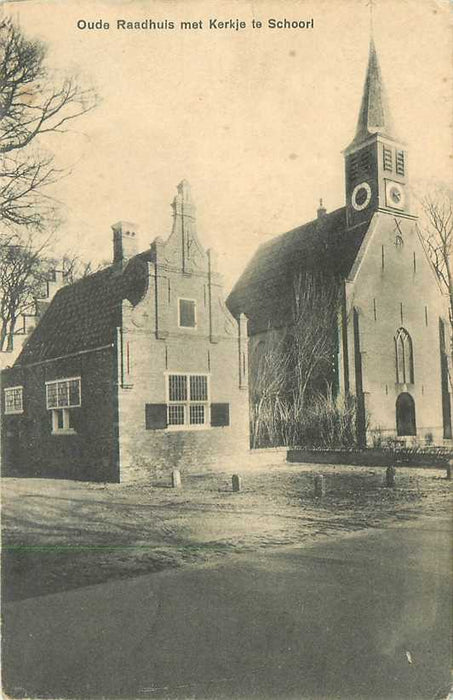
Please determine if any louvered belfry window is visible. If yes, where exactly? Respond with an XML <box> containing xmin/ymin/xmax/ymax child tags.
<box><xmin>383</xmin><ymin>146</ymin><xmax>393</xmax><ymax>171</ymax></box>
<box><xmin>396</xmin><ymin>150</ymin><xmax>405</xmax><ymax>176</ymax></box>
<box><xmin>360</xmin><ymin>150</ymin><xmax>370</xmax><ymax>172</ymax></box>
<box><xmin>349</xmin><ymin>154</ymin><xmax>359</xmax><ymax>180</ymax></box>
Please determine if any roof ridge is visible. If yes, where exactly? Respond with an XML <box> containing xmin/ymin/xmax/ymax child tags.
<box><xmin>257</xmin><ymin>206</ymin><xmax>346</xmax><ymax>250</ymax></box>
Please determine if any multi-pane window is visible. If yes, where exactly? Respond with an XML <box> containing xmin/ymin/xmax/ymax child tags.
<box><xmin>179</xmin><ymin>299</ymin><xmax>196</xmax><ymax>328</ymax></box>
<box><xmin>4</xmin><ymin>386</ymin><xmax>23</xmax><ymax>415</ymax></box>
<box><xmin>383</xmin><ymin>146</ymin><xmax>393</xmax><ymax>171</ymax></box>
<box><xmin>46</xmin><ymin>378</ymin><xmax>81</xmax><ymax>409</ymax></box>
<box><xmin>167</xmin><ymin>373</ymin><xmax>209</xmax><ymax>427</ymax></box>
<box><xmin>46</xmin><ymin>377</ymin><xmax>81</xmax><ymax>433</ymax></box>
<box><xmin>395</xmin><ymin>328</ymin><xmax>414</xmax><ymax>384</ymax></box>
<box><xmin>396</xmin><ymin>150</ymin><xmax>405</xmax><ymax>176</ymax></box>
<box><xmin>51</xmin><ymin>408</ymin><xmax>75</xmax><ymax>432</ymax></box>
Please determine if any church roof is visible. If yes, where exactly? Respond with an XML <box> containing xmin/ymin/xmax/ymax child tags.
<box><xmin>14</xmin><ymin>254</ymin><xmax>151</xmax><ymax>366</ymax></box>
<box><xmin>226</xmin><ymin>207</ymin><xmax>370</xmax><ymax>332</ymax></box>
<box><xmin>347</xmin><ymin>38</ymin><xmax>396</xmax><ymax>150</ymax></box>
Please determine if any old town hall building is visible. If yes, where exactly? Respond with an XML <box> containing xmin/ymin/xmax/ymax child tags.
<box><xmin>228</xmin><ymin>39</ymin><xmax>452</xmax><ymax>446</ymax></box>
<box><xmin>2</xmin><ymin>181</ymin><xmax>249</xmax><ymax>481</ymax></box>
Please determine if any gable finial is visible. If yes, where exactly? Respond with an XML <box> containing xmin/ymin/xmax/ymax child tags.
<box><xmin>317</xmin><ymin>197</ymin><xmax>327</xmax><ymax>220</ymax></box>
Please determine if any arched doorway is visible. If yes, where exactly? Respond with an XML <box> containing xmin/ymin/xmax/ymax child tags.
<box><xmin>396</xmin><ymin>393</ymin><xmax>416</xmax><ymax>436</ymax></box>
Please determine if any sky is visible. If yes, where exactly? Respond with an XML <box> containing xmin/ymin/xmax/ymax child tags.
<box><xmin>3</xmin><ymin>0</ymin><xmax>452</xmax><ymax>291</ymax></box>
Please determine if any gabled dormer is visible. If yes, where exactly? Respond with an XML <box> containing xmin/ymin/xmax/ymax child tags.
<box><xmin>344</xmin><ymin>38</ymin><xmax>410</xmax><ymax>229</ymax></box>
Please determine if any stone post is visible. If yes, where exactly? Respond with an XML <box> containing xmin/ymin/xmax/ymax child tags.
<box><xmin>232</xmin><ymin>474</ymin><xmax>241</xmax><ymax>492</ymax></box>
<box><xmin>446</xmin><ymin>460</ymin><xmax>452</xmax><ymax>480</ymax></box>
<box><xmin>171</xmin><ymin>469</ymin><xmax>182</xmax><ymax>488</ymax></box>
<box><xmin>314</xmin><ymin>474</ymin><xmax>325</xmax><ymax>497</ymax></box>
<box><xmin>386</xmin><ymin>466</ymin><xmax>396</xmax><ymax>487</ymax></box>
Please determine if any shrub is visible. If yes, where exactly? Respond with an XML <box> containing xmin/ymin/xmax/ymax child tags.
<box><xmin>251</xmin><ymin>390</ymin><xmax>359</xmax><ymax>449</ymax></box>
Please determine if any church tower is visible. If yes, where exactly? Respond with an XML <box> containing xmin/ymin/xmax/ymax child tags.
<box><xmin>344</xmin><ymin>38</ymin><xmax>410</xmax><ymax>229</ymax></box>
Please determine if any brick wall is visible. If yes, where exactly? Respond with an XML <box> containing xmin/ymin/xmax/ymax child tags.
<box><xmin>1</xmin><ymin>347</ymin><xmax>119</xmax><ymax>481</ymax></box>
<box><xmin>116</xmin><ymin>254</ymin><xmax>250</xmax><ymax>481</ymax></box>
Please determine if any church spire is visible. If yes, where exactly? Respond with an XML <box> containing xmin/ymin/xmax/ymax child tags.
<box><xmin>348</xmin><ymin>37</ymin><xmax>396</xmax><ymax>149</ymax></box>
<box><xmin>344</xmin><ymin>33</ymin><xmax>409</xmax><ymax>227</ymax></box>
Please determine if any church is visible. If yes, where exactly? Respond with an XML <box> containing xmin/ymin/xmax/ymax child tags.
<box><xmin>1</xmin><ymin>181</ymin><xmax>249</xmax><ymax>481</ymax></box>
<box><xmin>227</xmin><ymin>38</ymin><xmax>452</xmax><ymax>447</ymax></box>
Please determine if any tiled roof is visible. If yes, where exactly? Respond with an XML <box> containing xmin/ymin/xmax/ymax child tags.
<box><xmin>226</xmin><ymin>207</ymin><xmax>370</xmax><ymax>332</ymax></box>
<box><xmin>15</xmin><ymin>255</ymin><xmax>151</xmax><ymax>365</ymax></box>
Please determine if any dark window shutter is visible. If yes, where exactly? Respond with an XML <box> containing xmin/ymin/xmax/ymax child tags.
<box><xmin>145</xmin><ymin>404</ymin><xmax>168</xmax><ymax>430</ymax></box>
<box><xmin>211</xmin><ymin>403</ymin><xmax>230</xmax><ymax>427</ymax></box>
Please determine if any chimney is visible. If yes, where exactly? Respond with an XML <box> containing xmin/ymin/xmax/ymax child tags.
<box><xmin>317</xmin><ymin>198</ymin><xmax>327</xmax><ymax>220</ymax></box>
<box><xmin>46</xmin><ymin>268</ymin><xmax>65</xmax><ymax>300</ymax></box>
<box><xmin>112</xmin><ymin>221</ymin><xmax>138</xmax><ymax>265</ymax></box>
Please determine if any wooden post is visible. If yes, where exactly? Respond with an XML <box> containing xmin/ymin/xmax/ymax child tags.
<box><xmin>171</xmin><ymin>469</ymin><xmax>182</xmax><ymax>488</ymax></box>
<box><xmin>386</xmin><ymin>466</ymin><xmax>396</xmax><ymax>487</ymax></box>
<box><xmin>446</xmin><ymin>460</ymin><xmax>452</xmax><ymax>481</ymax></box>
<box><xmin>314</xmin><ymin>474</ymin><xmax>325</xmax><ymax>497</ymax></box>
<box><xmin>232</xmin><ymin>474</ymin><xmax>241</xmax><ymax>492</ymax></box>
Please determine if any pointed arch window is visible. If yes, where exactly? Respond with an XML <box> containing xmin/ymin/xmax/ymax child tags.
<box><xmin>394</xmin><ymin>328</ymin><xmax>414</xmax><ymax>384</ymax></box>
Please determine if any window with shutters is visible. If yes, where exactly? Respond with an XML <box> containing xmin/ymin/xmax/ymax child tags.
<box><xmin>46</xmin><ymin>377</ymin><xmax>80</xmax><ymax>434</ymax></box>
<box><xmin>4</xmin><ymin>386</ymin><xmax>23</xmax><ymax>414</ymax></box>
<box><xmin>211</xmin><ymin>403</ymin><xmax>230</xmax><ymax>427</ymax></box>
<box><xmin>167</xmin><ymin>373</ymin><xmax>209</xmax><ymax>428</ymax></box>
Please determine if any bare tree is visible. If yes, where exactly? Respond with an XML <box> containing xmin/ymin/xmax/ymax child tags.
<box><xmin>418</xmin><ymin>186</ymin><xmax>453</xmax><ymax>330</ymax></box>
<box><xmin>0</xmin><ymin>18</ymin><xmax>98</xmax><ymax>231</ymax></box>
<box><xmin>0</xmin><ymin>19</ymin><xmax>99</xmax><ymax>353</ymax></box>
<box><xmin>249</xmin><ymin>328</ymin><xmax>289</xmax><ymax>448</ymax></box>
<box><xmin>286</xmin><ymin>270</ymin><xmax>341</xmax><ymax>406</ymax></box>
<box><xmin>249</xmin><ymin>271</ymin><xmax>355</xmax><ymax>448</ymax></box>
<box><xmin>0</xmin><ymin>233</ymin><xmax>50</xmax><ymax>351</ymax></box>
<box><xmin>46</xmin><ymin>252</ymin><xmax>108</xmax><ymax>284</ymax></box>
<box><xmin>0</xmin><ymin>238</ymin><xmax>102</xmax><ymax>352</ymax></box>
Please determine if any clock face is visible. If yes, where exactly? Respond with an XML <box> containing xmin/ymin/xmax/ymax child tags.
<box><xmin>351</xmin><ymin>182</ymin><xmax>372</xmax><ymax>211</ymax></box>
<box><xmin>385</xmin><ymin>181</ymin><xmax>405</xmax><ymax>210</ymax></box>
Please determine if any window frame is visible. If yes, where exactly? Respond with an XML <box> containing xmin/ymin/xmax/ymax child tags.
<box><xmin>394</xmin><ymin>328</ymin><xmax>414</xmax><ymax>385</ymax></box>
<box><xmin>45</xmin><ymin>376</ymin><xmax>81</xmax><ymax>435</ymax></box>
<box><xmin>51</xmin><ymin>408</ymin><xmax>76</xmax><ymax>435</ymax></box>
<box><xmin>4</xmin><ymin>385</ymin><xmax>24</xmax><ymax>415</ymax></box>
<box><xmin>178</xmin><ymin>297</ymin><xmax>197</xmax><ymax>329</ymax></box>
<box><xmin>383</xmin><ymin>146</ymin><xmax>393</xmax><ymax>172</ymax></box>
<box><xmin>165</xmin><ymin>371</ymin><xmax>210</xmax><ymax>430</ymax></box>
<box><xmin>396</xmin><ymin>149</ymin><xmax>405</xmax><ymax>176</ymax></box>
<box><xmin>45</xmin><ymin>376</ymin><xmax>81</xmax><ymax>410</ymax></box>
